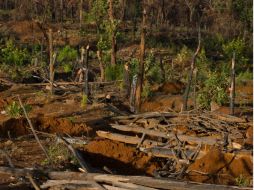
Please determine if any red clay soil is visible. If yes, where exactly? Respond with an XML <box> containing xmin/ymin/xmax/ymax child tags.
<box><xmin>245</xmin><ymin>126</ymin><xmax>253</xmax><ymax>146</ymax></box>
<box><xmin>0</xmin><ymin>117</ymin><xmax>93</xmax><ymax>137</ymax></box>
<box><xmin>186</xmin><ymin>148</ymin><xmax>253</xmax><ymax>186</ymax></box>
<box><xmin>84</xmin><ymin>139</ymin><xmax>159</xmax><ymax>176</ymax></box>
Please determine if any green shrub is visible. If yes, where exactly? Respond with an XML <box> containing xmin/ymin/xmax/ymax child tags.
<box><xmin>105</xmin><ymin>64</ymin><xmax>124</xmax><ymax>81</ymax></box>
<box><xmin>197</xmin><ymin>71</ymin><xmax>229</xmax><ymax>109</ymax></box>
<box><xmin>173</xmin><ymin>45</ymin><xmax>192</xmax><ymax>66</ymax></box>
<box><xmin>5</xmin><ymin>101</ymin><xmax>32</xmax><ymax>118</ymax></box>
<box><xmin>57</xmin><ymin>45</ymin><xmax>77</xmax><ymax>73</ymax></box>
<box><xmin>222</xmin><ymin>38</ymin><xmax>249</xmax><ymax>70</ymax></box>
<box><xmin>1</xmin><ymin>40</ymin><xmax>30</xmax><ymax>66</ymax></box>
<box><xmin>142</xmin><ymin>82</ymin><xmax>153</xmax><ymax>100</ymax></box>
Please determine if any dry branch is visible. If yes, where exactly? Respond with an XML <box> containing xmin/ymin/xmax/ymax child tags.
<box><xmin>18</xmin><ymin>96</ymin><xmax>51</xmax><ymax>162</ymax></box>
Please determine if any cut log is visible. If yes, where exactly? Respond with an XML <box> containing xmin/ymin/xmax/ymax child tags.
<box><xmin>96</xmin><ymin>131</ymin><xmax>164</xmax><ymax>147</ymax></box>
<box><xmin>110</xmin><ymin>124</ymin><xmax>220</xmax><ymax>145</ymax></box>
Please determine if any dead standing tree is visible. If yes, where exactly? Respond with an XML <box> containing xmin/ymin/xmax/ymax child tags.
<box><xmin>108</xmin><ymin>0</ymin><xmax>117</xmax><ymax>65</ymax></box>
<box><xmin>183</xmin><ymin>28</ymin><xmax>201</xmax><ymax>111</ymax></box>
<box><xmin>84</xmin><ymin>45</ymin><xmax>90</xmax><ymax>96</ymax></box>
<box><xmin>230</xmin><ymin>52</ymin><xmax>236</xmax><ymax>115</ymax></box>
<box><xmin>48</xmin><ymin>28</ymin><xmax>54</xmax><ymax>95</ymax></box>
<box><xmin>135</xmin><ymin>8</ymin><xmax>146</xmax><ymax>113</ymax></box>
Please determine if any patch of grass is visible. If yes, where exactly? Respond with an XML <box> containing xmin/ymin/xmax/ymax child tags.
<box><xmin>42</xmin><ymin>143</ymin><xmax>78</xmax><ymax>166</ymax></box>
<box><xmin>235</xmin><ymin>174</ymin><xmax>250</xmax><ymax>187</ymax></box>
<box><xmin>236</xmin><ymin>70</ymin><xmax>253</xmax><ymax>84</ymax></box>
<box><xmin>66</xmin><ymin>116</ymin><xmax>76</xmax><ymax>123</ymax></box>
<box><xmin>5</xmin><ymin>101</ymin><xmax>32</xmax><ymax>118</ymax></box>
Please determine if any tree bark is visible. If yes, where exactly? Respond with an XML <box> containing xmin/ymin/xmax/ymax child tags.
<box><xmin>135</xmin><ymin>8</ymin><xmax>146</xmax><ymax>113</ymax></box>
<box><xmin>183</xmin><ymin>28</ymin><xmax>201</xmax><ymax>111</ymax></box>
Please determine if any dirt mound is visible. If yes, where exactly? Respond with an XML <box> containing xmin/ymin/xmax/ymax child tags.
<box><xmin>84</xmin><ymin>139</ymin><xmax>159</xmax><ymax>176</ymax></box>
<box><xmin>0</xmin><ymin>117</ymin><xmax>93</xmax><ymax>137</ymax></box>
<box><xmin>186</xmin><ymin>148</ymin><xmax>253</xmax><ymax>186</ymax></box>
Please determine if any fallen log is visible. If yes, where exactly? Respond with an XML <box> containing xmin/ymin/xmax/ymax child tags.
<box><xmin>110</xmin><ymin>124</ymin><xmax>220</xmax><ymax>145</ymax></box>
<box><xmin>96</xmin><ymin>131</ymin><xmax>164</xmax><ymax>147</ymax></box>
<box><xmin>0</xmin><ymin>167</ymin><xmax>251</xmax><ymax>190</ymax></box>
<box><xmin>47</xmin><ymin>171</ymin><xmax>252</xmax><ymax>190</ymax></box>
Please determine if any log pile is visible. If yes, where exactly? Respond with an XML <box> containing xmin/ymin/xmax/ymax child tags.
<box><xmin>97</xmin><ymin>111</ymin><xmax>252</xmax><ymax>178</ymax></box>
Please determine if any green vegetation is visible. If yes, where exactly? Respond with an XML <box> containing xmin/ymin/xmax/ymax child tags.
<box><xmin>197</xmin><ymin>71</ymin><xmax>229</xmax><ymax>109</ymax></box>
<box><xmin>5</xmin><ymin>101</ymin><xmax>32</xmax><ymax>118</ymax></box>
<box><xmin>1</xmin><ymin>40</ymin><xmax>30</xmax><ymax>66</ymax></box>
<box><xmin>235</xmin><ymin>174</ymin><xmax>250</xmax><ymax>187</ymax></box>
<box><xmin>105</xmin><ymin>64</ymin><xmax>124</xmax><ymax>81</ymax></box>
<box><xmin>42</xmin><ymin>143</ymin><xmax>78</xmax><ymax>166</ymax></box>
<box><xmin>57</xmin><ymin>45</ymin><xmax>78</xmax><ymax>73</ymax></box>
<box><xmin>81</xmin><ymin>94</ymin><xmax>88</xmax><ymax>109</ymax></box>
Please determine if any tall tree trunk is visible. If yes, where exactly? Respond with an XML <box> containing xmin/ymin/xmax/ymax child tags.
<box><xmin>108</xmin><ymin>0</ymin><xmax>117</xmax><ymax>65</ymax></box>
<box><xmin>230</xmin><ymin>52</ymin><xmax>235</xmax><ymax>115</ymax></box>
<box><xmin>183</xmin><ymin>28</ymin><xmax>201</xmax><ymax>111</ymax></box>
<box><xmin>135</xmin><ymin>9</ymin><xmax>146</xmax><ymax>113</ymax></box>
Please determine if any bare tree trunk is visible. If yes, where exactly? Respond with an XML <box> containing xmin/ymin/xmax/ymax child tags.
<box><xmin>193</xmin><ymin>68</ymin><xmax>197</xmax><ymax>110</ymax></box>
<box><xmin>79</xmin><ymin>0</ymin><xmax>83</xmax><ymax>29</ymax></box>
<box><xmin>48</xmin><ymin>29</ymin><xmax>54</xmax><ymax>95</ymax></box>
<box><xmin>84</xmin><ymin>45</ymin><xmax>90</xmax><ymax>96</ymax></box>
<box><xmin>123</xmin><ymin>63</ymin><xmax>131</xmax><ymax>98</ymax></box>
<box><xmin>183</xmin><ymin>28</ymin><xmax>201</xmax><ymax>111</ymax></box>
<box><xmin>108</xmin><ymin>0</ymin><xmax>117</xmax><ymax>66</ymax></box>
<box><xmin>97</xmin><ymin>50</ymin><xmax>105</xmax><ymax>82</ymax></box>
<box><xmin>135</xmin><ymin>9</ymin><xmax>146</xmax><ymax>113</ymax></box>
<box><xmin>230</xmin><ymin>52</ymin><xmax>235</xmax><ymax>115</ymax></box>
